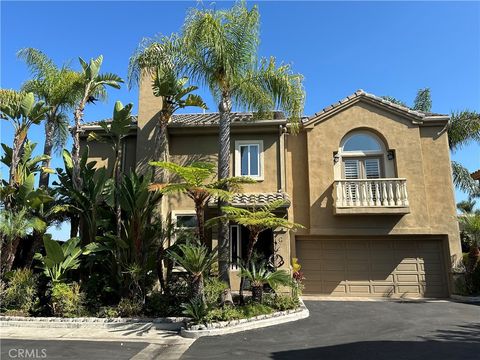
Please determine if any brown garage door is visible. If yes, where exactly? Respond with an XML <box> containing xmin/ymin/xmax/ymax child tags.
<box><xmin>297</xmin><ymin>238</ymin><xmax>448</xmax><ymax>298</ymax></box>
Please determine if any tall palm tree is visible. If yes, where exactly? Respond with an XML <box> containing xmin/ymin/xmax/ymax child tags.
<box><xmin>71</xmin><ymin>55</ymin><xmax>123</xmax><ymax>192</ymax></box>
<box><xmin>0</xmin><ymin>90</ymin><xmax>48</xmax><ymax>188</ymax></box>
<box><xmin>17</xmin><ymin>48</ymin><xmax>81</xmax><ymax>188</ymax></box>
<box><xmin>183</xmin><ymin>2</ymin><xmax>305</xmax><ymax>281</ymax></box>
<box><xmin>128</xmin><ymin>34</ymin><xmax>207</xmax><ymax>182</ymax></box>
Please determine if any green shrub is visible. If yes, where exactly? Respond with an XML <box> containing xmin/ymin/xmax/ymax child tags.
<box><xmin>50</xmin><ymin>282</ymin><xmax>85</xmax><ymax>317</ymax></box>
<box><xmin>182</xmin><ymin>298</ymin><xmax>208</xmax><ymax>324</ymax></box>
<box><xmin>472</xmin><ymin>263</ymin><xmax>480</xmax><ymax>294</ymax></box>
<box><xmin>145</xmin><ymin>291</ymin><xmax>184</xmax><ymax>317</ymax></box>
<box><xmin>205</xmin><ymin>306</ymin><xmax>243</xmax><ymax>322</ymax></box>
<box><xmin>1</xmin><ymin>268</ymin><xmax>39</xmax><ymax>315</ymax></box>
<box><xmin>204</xmin><ymin>278</ymin><xmax>228</xmax><ymax>306</ymax></box>
<box><xmin>263</xmin><ymin>294</ymin><xmax>299</xmax><ymax>311</ymax></box>
<box><xmin>241</xmin><ymin>303</ymin><xmax>274</xmax><ymax>318</ymax></box>
<box><xmin>117</xmin><ymin>297</ymin><xmax>143</xmax><ymax>317</ymax></box>
<box><xmin>97</xmin><ymin>306</ymin><xmax>119</xmax><ymax>318</ymax></box>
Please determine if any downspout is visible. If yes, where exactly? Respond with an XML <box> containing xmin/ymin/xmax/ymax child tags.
<box><xmin>279</xmin><ymin>125</ymin><xmax>286</xmax><ymax>191</ymax></box>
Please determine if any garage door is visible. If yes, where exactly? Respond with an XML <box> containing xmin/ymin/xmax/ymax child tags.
<box><xmin>297</xmin><ymin>239</ymin><xmax>448</xmax><ymax>298</ymax></box>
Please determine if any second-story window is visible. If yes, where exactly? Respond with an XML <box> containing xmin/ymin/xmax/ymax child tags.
<box><xmin>235</xmin><ymin>140</ymin><xmax>264</xmax><ymax>180</ymax></box>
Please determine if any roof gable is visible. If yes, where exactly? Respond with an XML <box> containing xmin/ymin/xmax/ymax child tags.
<box><xmin>304</xmin><ymin>90</ymin><xmax>449</xmax><ymax>128</ymax></box>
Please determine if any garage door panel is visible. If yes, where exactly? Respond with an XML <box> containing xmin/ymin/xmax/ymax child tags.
<box><xmin>297</xmin><ymin>238</ymin><xmax>447</xmax><ymax>298</ymax></box>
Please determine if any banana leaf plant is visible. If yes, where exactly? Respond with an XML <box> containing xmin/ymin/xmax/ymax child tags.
<box><xmin>34</xmin><ymin>236</ymin><xmax>92</xmax><ymax>283</ymax></box>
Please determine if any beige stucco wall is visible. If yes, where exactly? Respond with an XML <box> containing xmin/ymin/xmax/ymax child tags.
<box><xmin>286</xmin><ymin>100</ymin><xmax>461</xmax><ymax>268</ymax></box>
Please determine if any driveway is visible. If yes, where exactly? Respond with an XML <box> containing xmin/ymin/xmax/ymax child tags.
<box><xmin>181</xmin><ymin>300</ymin><xmax>480</xmax><ymax>360</ymax></box>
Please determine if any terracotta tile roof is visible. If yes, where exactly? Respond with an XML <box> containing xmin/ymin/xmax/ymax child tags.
<box><xmin>304</xmin><ymin>89</ymin><xmax>449</xmax><ymax>125</ymax></box>
<box><xmin>80</xmin><ymin>112</ymin><xmax>286</xmax><ymax>129</ymax></box>
<box><xmin>208</xmin><ymin>191</ymin><xmax>290</xmax><ymax>208</ymax></box>
<box><xmin>472</xmin><ymin>169</ymin><xmax>480</xmax><ymax>181</ymax></box>
<box><xmin>168</xmin><ymin>111</ymin><xmax>286</xmax><ymax>126</ymax></box>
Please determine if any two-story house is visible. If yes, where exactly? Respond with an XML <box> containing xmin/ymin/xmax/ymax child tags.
<box><xmin>80</xmin><ymin>80</ymin><xmax>461</xmax><ymax>298</ymax></box>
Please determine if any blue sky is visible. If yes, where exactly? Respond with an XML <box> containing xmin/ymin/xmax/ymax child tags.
<box><xmin>1</xmin><ymin>1</ymin><xmax>479</xmax><ymax>239</ymax></box>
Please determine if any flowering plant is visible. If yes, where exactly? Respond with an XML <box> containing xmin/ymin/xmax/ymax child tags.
<box><xmin>291</xmin><ymin>258</ymin><xmax>305</xmax><ymax>298</ymax></box>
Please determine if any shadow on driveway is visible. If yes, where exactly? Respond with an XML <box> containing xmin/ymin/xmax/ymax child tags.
<box><xmin>271</xmin><ymin>340</ymin><xmax>480</xmax><ymax>360</ymax></box>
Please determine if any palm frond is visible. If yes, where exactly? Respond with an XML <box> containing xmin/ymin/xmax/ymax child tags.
<box><xmin>452</xmin><ymin>161</ymin><xmax>480</xmax><ymax>195</ymax></box>
<box><xmin>448</xmin><ymin>110</ymin><xmax>480</xmax><ymax>151</ymax></box>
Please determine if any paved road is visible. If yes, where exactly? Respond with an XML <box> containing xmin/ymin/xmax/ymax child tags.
<box><xmin>0</xmin><ymin>339</ymin><xmax>149</xmax><ymax>360</ymax></box>
<box><xmin>182</xmin><ymin>300</ymin><xmax>480</xmax><ymax>360</ymax></box>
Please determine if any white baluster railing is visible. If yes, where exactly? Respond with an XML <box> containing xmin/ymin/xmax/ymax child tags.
<box><xmin>335</xmin><ymin>178</ymin><xmax>409</xmax><ymax>208</ymax></box>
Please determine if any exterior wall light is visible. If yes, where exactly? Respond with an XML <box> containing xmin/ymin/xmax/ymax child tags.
<box><xmin>387</xmin><ymin>150</ymin><xmax>395</xmax><ymax>160</ymax></box>
<box><xmin>333</xmin><ymin>152</ymin><xmax>340</xmax><ymax>163</ymax></box>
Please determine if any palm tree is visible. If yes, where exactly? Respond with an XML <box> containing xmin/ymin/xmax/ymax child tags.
<box><xmin>87</xmin><ymin>101</ymin><xmax>135</xmax><ymax>236</ymax></box>
<box><xmin>128</xmin><ymin>34</ymin><xmax>207</xmax><ymax>182</ymax></box>
<box><xmin>207</xmin><ymin>199</ymin><xmax>304</xmax><ymax>299</ymax></box>
<box><xmin>239</xmin><ymin>262</ymin><xmax>291</xmax><ymax>303</ymax></box>
<box><xmin>183</xmin><ymin>2</ymin><xmax>305</xmax><ymax>281</ymax></box>
<box><xmin>17</xmin><ymin>48</ymin><xmax>81</xmax><ymax>188</ymax></box>
<box><xmin>0</xmin><ymin>207</ymin><xmax>44</xmax><ymax>276</ymax></box>
<box><xmin>412</xmin><ymin>88</ymin><xmax>432</xmax><ymax>112</ymax></box>
<box><xmin>149</xmin><ymin>161</ymin><xmax>254</xmax><ymax>243</ymax></box>
<box><xmin>71</xmin><ymin>55</ymin><xmax>123</xmax><ymax>192</ymax></box>
<box><xmin>0</xmin><ymin>91</ymin><xmax>48</xmax><ymax>188</ymax></box>
<box><xmin>168</xmin><ymin>242</ymin><xmax>217</xmax><ymax>301</ymax></box>
<box><xmin>457</xmin><ymin>198</ymin><xmax>477</xmax><ymax>214</ymax></box>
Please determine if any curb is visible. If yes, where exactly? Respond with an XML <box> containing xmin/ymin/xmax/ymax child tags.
<box><xmin>180</xmin><ymin>301</ymin><xmax>309</xmax><ymax>339</ymax></box>
<box><xmin>0</xmin><ymin>315</ymin><xmax>187</xmax><ymax>330</ymax></box>
<box><xmin>450</xmin><ymin>294</ymin><xmax>480</xmax><ymax>303</ymax></box>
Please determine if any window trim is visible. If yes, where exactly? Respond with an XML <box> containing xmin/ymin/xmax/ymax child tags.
<box><xmin>234</xmin><ymin>140</ymin><xmax>264</xmax><ymax>180</ymax></box>
<box><xmin>171</xmin><ymin>210</ymin><xmax>197</xmax><ymax>232</ymax></box>
<box><xmin>340</xmin><ymin>131</ymin><xmax>385</xmax><ymax>157</ymax></box>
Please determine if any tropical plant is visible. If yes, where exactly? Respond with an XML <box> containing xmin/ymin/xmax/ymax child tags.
<box><xmin>49</xmin><ymin>282</ymin><xmax>85</xmax><ymax>317</ymax></box>
<box><xmin>458</xmin><ymin>214</ymin><xmax>480</xmax><ymax>294</ymax></box>
<box><xmin>0</xmin><ymin>208</ymin><xmax>45</xmax><ymax>275</ymax></box>
<box><xmin>208</xmin><ymin>199</ymin><xmax>303</xmax><ymax>299</ymax></box>
<box><xmin>128</xmin><ymin>34</ymin><xmax>207</xmax><ymax>182</ymax></box>
<box><xmin>0</xmin><ymin>90</ymin><xmax>48</xmax><ymax>187</ymax></box>
<box><xmin>457</xmin><ymin>198</ymin><xmax>478</xmax><ymax>214</ymax></box>
<box><xmin>412</xmin><ymin>88</ymin><xmax>432</xmax><ymax>112</ymax></box>
<box><xmin>71</xmin><ymin>55</ymin><xmax>123</xmax><ymax>192</ymax></box>
<box><xmin>183</xmin><ymin>2</ymin><xmax>305</xmax><ymax>282</ymax></box>
<box><xmin>150</xmin><ymin>161</ymin><xmax>254</xmax><ymax>243</ymax></box>
<box><xmin>54</xmin><ymin>148</ymin><xmax>108</xmax><ymax>241</ymax></box>
<box><xmin>87</xmin><ymin>101</ymin><xmax>135</xmax><ymax>236</ymax></box>
<box><xmin>239</xmin><ymin>262</ymin><xmax>292</xmax><ymax>303</ymax></box>
<box><xmin>0</xmin><ymin>268</ymin><xmax>39</xmax><ymax>315</ymax></box>
<box><xmin>182</xmin><ymin>297</ymin><xmax>209</xmax><ymax>325</ymax></box>
<box><xmin>17</xmin><ymin>48</ymin><xmax>81</xmax><ymax>188</ymax></box>
<box><xmin>168</xmin><ymin>242</ymin><xmax>217</xmax><ymax>301</ymax></box>
<box><xmin>34</xmin><ymin>236</ymin><xmax>87</xmax><ymax>283</ymax></box>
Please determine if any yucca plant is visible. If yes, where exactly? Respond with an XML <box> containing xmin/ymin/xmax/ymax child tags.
<box><xmin>239</xmin><ymin>262</ymin><xmax>292</xmax><ymax>303</ymax></box>
<box><xmin>168</xmin><ymin>242</ymin><xmax>217</xmax><ymax>301</ymax></box>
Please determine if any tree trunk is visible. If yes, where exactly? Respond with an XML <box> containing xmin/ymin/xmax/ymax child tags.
<box><xmin>195</xmin><ymin>202</ymin><xmax>206</xmax><ymax>244</ymax></box>
<box><xmin>39</xmin><ymin>117</ymin><xmax>55</xmax><ymax>189</ymax></box>
<box><xmin>9</xmin><ymin>128</ymin><xmax>28</xmax><ymax>186</ymax></box>
<box><xmin>70</xmin><ymin>215</ymin><xmax>79</xmax><ymax>238</ymax></box>
<box><xmin>23</xmin><ymin>229</ymin><xmax>43</xmax><ymax>268</ymax></box>
<box><xmin>1</xmin><ymin>236</ymin><xmax>21</xmax><ymax>275</ymax></box>
<box><xmin>217</xmin><ymin>93</ymin><xmax>232</xmax><ymax>284</ymax></box>
<box><xmin>251</xmin><ymin>285</ymin><xmax>263</xmax><ymax>303</ymax></box>
<box><xmin>72</xmin><ymin>90</ymin><xmax>89</xmax><ymax>192</ymax></box>
<box><xmin>114</xmin><ymin>140</ymin><xmax>123</xmax><ymax>238</ymax></box>
<box><xmin>239</xmin><ymin>231</ymin><xmax>259</xmax><ymax>301</ymax></box>
<box><xmin>192</xmin><ymin>274</ymin><xmax>204</xmax><ymax>301</ymax></box>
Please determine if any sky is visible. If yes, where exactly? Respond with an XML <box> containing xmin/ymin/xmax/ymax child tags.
<box><xmin>1</xmin><ymin>1</ymin><xmax>479</xmax><ymax>239</ymax></box>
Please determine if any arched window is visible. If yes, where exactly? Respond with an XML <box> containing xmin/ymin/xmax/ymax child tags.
<box><xmin>339</xmin><ymin>131</ymin><xmax>386</xmax><ymax>180</ymax></box>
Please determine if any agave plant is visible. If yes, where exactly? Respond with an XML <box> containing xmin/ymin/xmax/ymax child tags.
<box><xmin>239</xmin><ymin>262</ymin><xmax>292</xmax><ymax>303</ymax></box>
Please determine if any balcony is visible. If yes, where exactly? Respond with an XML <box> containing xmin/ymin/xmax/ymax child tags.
<box><xmin>334</xmin><ymin>178</ymin><xmax>410</xmax><ymax>215</ymax></box>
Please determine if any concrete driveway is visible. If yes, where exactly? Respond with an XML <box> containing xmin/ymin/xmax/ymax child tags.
<box><xmin>181</xmin><ymin>300</ymin><xmax>480</xmax><ymax>360</ymax></box>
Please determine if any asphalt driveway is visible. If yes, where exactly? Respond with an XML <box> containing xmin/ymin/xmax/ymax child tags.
<box><xmin>181</xmin><ymin>300</ymin><xmax>480</xmax><ymax>360</ymax></box>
